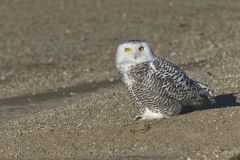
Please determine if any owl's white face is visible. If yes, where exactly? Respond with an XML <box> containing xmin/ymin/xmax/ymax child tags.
<box><xmin>116</xmin><ymin>40</ymin><xmax>155</xmax><ymax>71</ymax></box>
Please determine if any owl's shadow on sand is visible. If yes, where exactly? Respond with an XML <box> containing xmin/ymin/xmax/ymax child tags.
<box><xmin>181</xmin><ymin>93</ymin><xmax>240</xmax><ymax>114</ymax></box>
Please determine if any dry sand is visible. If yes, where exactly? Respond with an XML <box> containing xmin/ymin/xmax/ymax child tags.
<box><xmin>0</xmin><ymin>0</ymin><xmax>240</xmax><ymax>159</ymax></box>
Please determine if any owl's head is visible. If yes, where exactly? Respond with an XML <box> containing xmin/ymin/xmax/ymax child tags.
<box><xmin>116</xmin><ymin>40</ymin><xmax>156</xmax><ymax>71</ymax></box>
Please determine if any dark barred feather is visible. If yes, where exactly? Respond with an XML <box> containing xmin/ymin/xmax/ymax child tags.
<box><xmin>119</xmin><ymin>57</ymin><xmax>212</xmax><ymax>116</ymax></box>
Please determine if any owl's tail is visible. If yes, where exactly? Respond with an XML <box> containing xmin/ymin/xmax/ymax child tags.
<box><xmin>195</xmin><ymin>81</ymin><xmax>215</xmax><ymax>104</ymax></box>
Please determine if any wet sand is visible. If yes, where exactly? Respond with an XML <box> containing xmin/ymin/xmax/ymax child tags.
<box><xmin>0</xmin><ymin>0</ymin><xmax>240</xmax><ymax>159</ymax></box>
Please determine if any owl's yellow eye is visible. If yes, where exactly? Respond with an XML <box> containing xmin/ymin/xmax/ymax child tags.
<box><xmin>125</xmin><ymin>48</ymin><xmax>132</xmax><ymax>53</ymax></box>
<box><xmin>139</xmin><ymin>46</ymin><xmax>144</xmax><ymax>52</ymax></box>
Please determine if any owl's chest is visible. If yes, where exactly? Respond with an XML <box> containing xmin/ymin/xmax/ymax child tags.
<box><xmin>122</xmin><ymin>72</ymin><xmax>135</xmax><ymax>89</ymax></box>
<box><xmin>124</xmin><ymin>66</ymin><xmax>157</xmax><ymax>89</ymax></box>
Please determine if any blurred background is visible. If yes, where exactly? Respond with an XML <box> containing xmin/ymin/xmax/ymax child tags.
<box><xmin>0</xmin><ymin>0</ymin><xmax>240</xmax><ymax>159</ymax></box>
<box><xmin>1</xmin><ymin>0</ymin><xmax>239</xmax><ymax>98</ymax></box>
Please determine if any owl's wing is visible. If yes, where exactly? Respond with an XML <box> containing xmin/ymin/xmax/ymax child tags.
<box><xmin>151</xmin><ymin>58</ymin><xmax>211</xmax><ymax>102</ymax></box>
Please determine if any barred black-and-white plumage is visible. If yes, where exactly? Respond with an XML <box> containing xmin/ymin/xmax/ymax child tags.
<box><xmin>116</xmin><ymin>40</ymin><xmax>213</xmax><ymax>120</ymax></box>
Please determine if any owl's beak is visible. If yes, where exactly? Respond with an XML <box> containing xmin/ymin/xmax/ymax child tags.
<box><xmin>134</xmin><ymin>52</ymin><xmax>140</xmax><ymax>59</ymax></box>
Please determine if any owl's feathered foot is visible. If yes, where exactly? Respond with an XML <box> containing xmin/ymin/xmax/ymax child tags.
<box><xmin>133</xmin><ymin>108</ymin><xmax>168</xmax><ymax>121</ymax></box>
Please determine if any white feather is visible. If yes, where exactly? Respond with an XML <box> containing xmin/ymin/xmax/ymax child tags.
<box><xmin>141</xmin><ymin>108</ymin><xmax>167</xmax><ymax>120</ymax></box>
<box><xmin>123</xmin><ymin>73</ymin><xmax>134</xmax><ymax>88</ymax></box>
<box><xmin>149</xmin><ymin>62</ymin><xmax>157</xmax><ymax>72</ymax></box>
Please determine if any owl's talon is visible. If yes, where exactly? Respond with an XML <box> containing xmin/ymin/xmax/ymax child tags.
<box><xmin>133</xmin><ymin>115</ymin><xmax>143</xmax><ymax>121</ymax></box>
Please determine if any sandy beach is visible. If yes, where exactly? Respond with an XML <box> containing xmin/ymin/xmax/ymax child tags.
<box><xmin>0</xmin><ymin>0</ymin><xmax>240</xmax><ymax>159</ymax></box>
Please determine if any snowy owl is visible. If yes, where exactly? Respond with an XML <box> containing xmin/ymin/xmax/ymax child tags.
<box><xmin>116</xmin><ymin>40</ymin><xmax>213</xmax><ymax>120</ymax></box>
